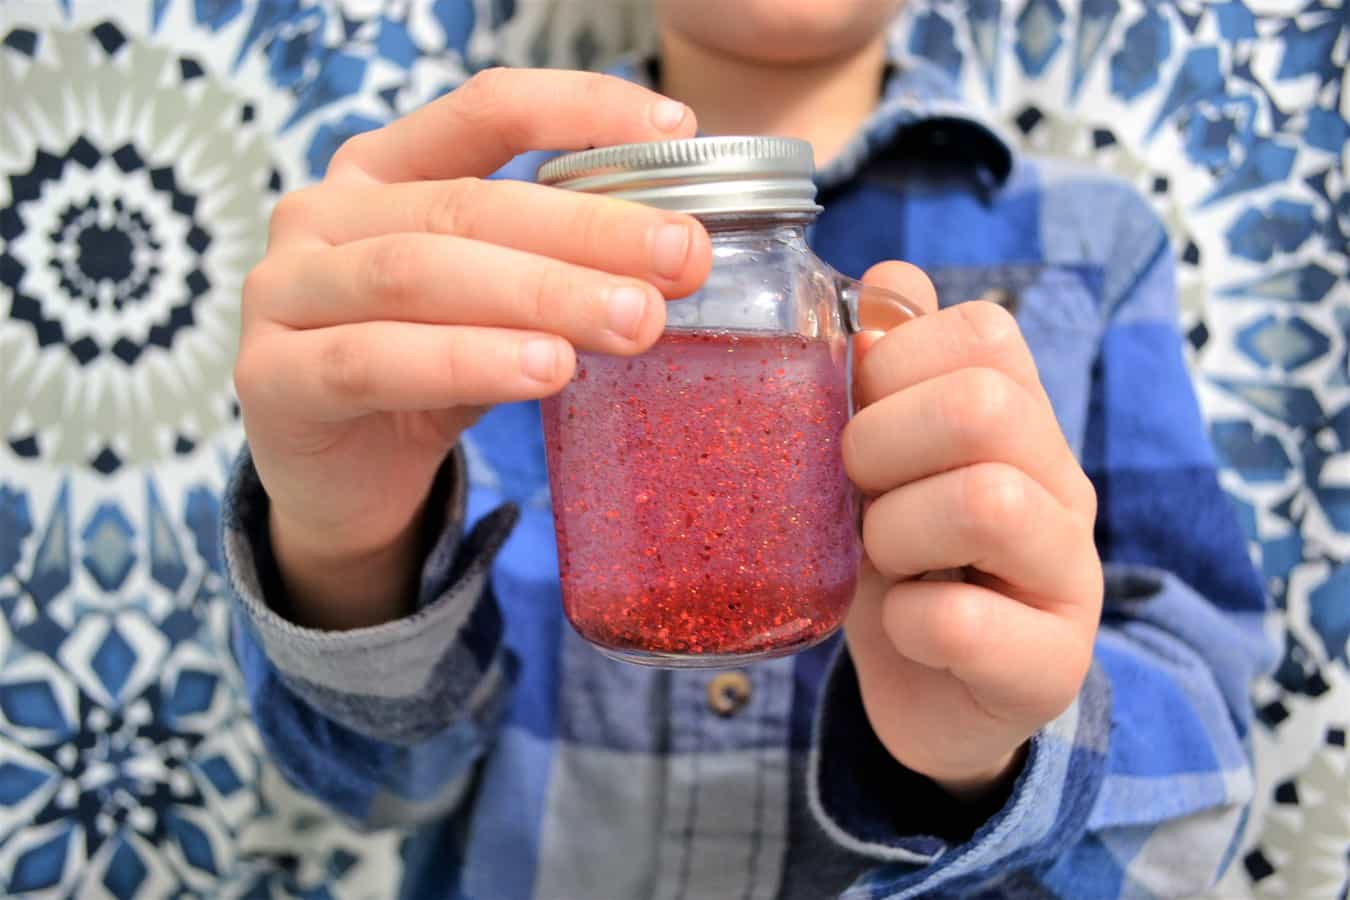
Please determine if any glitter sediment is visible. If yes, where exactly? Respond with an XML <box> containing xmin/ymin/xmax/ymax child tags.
<box><xmin>542</xmin><ymin>330</ymin><xmax>859</xmax><ymax>663</ymax></box>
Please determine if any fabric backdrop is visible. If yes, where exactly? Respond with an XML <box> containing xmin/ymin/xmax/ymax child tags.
<box><xmin>0</xmin><ymin>0</ymin><xmax>1345</xmax><ymax>896</ymax></box>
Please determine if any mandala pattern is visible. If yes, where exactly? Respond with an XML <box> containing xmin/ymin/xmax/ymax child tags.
<box><xmin>0</xmin><ymin>468</ymin><xmax>406</xmax><ymax>897</ymax></box>
<box><xmin>0</xmin><ymin>0</ymin><xmax>1345</xmax><ymax>897</ymax></box>
<box><xmin>0</xmin><ymin>473</ymin><xmax>252</xmax><ymax>895</ymax></box>
<box><xmin>0</xmin><ymin>0</ymin><xmax>494</xmax><ymax>893</ymax></box>
<box><xmin>0</xmin><ymin>24</ymin><xmax>271</xmax><ymax>473</ymax></box>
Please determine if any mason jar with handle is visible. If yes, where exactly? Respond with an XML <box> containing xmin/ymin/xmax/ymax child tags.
<box><xmin>537</xmin><ymin>137</ymin><xmax>920</xmax><ymax>667</ymax></box>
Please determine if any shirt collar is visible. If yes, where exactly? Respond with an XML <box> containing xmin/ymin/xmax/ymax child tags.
<box><xmin>608</xmin><ymin>51</ymin><xmax>1015</xmax><ymax>193</ymax></box>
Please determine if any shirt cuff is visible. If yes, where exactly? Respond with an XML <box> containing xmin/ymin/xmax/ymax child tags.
<box><xmin>809</xmin><ymin>647</ymin><xmax>1112</xmax><ymax>890</ymax></box>
<box><xmin>222</xmin><ymin>445</ymin><xmax>518</xmax><ymax>744</ymax></box>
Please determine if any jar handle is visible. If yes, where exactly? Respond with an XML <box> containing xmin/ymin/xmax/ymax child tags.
<box><xmin>835</xmin><ymin>272</ymin><xmax>923</xmax><ymax>334</ymax></box>
<box><xmin>835</xmin><ymin>273</ymin><xmax>922</xmax><ymax>539</ymax></box>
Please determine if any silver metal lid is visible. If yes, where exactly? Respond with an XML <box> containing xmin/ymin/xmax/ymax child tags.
<box><xmin>536</xmin><ymin>136</ymin><xmax>821</xmax><ymax>216</ymax></box>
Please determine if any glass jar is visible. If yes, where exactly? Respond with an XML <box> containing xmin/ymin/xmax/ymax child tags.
<box><xmin>536</xmin><ymin>137</ymin><xmax>918</xmax><ymax>667</ymax></box>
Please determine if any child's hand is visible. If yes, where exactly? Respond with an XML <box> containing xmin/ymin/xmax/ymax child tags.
<box><xmin>841</xmin><ymin>262</ymin><xmax>1104</xmax><ymax>801</ymax></box>
<box><xmin>235</xmin><ymin>70</ymin><xmax>711</xmax><ymax>628</ymax></box>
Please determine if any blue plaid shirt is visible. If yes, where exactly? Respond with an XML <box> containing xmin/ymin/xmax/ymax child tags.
<box><xmin>223</xmin><ymin>57</ymin><xmax>1273</xmax><ymax>899</ymax></box>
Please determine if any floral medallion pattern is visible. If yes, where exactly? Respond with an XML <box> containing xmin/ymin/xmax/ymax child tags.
<box><xmin>0</xmin><ymin>0</ymin><xmax>503</xmax><ymax>893</ymax></box>
<box><xmin>0</xmin><ymin>0</ymin><xmax>1345</xmax><ymax>896</ymax></box>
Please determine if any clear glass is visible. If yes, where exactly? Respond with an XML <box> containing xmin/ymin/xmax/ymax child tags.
<box><xmin>541</xmin><ymin>214</ymin><xmax>918</xmax><ymax>667</ymax></box>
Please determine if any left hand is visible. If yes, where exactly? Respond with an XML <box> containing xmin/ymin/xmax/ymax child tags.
<box><xmin>842</xmin><ymin>262</ymin><xmax>1104</xmax><ymax>802</ymax></box>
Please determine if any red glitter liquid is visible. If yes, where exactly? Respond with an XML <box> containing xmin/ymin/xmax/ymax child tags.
<box><xmin>541</xmin><ymin>330</ymin><xmax>860</xmax><ymax>665</ymax></box>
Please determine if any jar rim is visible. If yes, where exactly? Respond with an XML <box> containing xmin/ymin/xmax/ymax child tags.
<box><xmin>536</xmin><ymin>136</ymin><xmax>822</xmax><ymax>216</ymax></box>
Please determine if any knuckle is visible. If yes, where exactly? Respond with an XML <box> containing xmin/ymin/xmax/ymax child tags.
<box><xmin>457</xmin><ymin>67</ymin><xmax>530</xmax><ymax>150</ymax></box>
<box><xmin>231</xmin><ymin>343</ymin><xmax>266</xmax><ymax>403</ymax></box>
<box><xmin>240</xmin><ymin>260</ymin><xmax>283</xmax><ymax>323</ymax></box>
<box><xmin>439</xmin><ymin>333</ymin><xmax>462</xmax><ymax>401</ymax></box>
<box><xmin>327</xmin><ymin>132</ymin><xmax>371</xmax><ymax>175</ymax></box>
<box><xmin>861</xmin><ymin>502</ymin><xmax>901</xmax><ymax>576</ymax></box>
<box><xmin>931</xmin><ymin>590</ymin><xmax>986</xmax><ymax>667</ymax></box>
<box><xmin>361</xmin><ymin>238</ymin><xmax>418</xmax><ymax>300</ymax></box>
<box><xmin>957</xmin><ymin>299</ymin><xmax>1019</xmax><ymax>351</ymax></box>
<box><xmin>268</xmin><ymin>189</ymin><xmax>312</xmax><ymax>235</ymax></box>
<box><xmin>578</xmin><ymin>71</ymin><xmax>616</xmax><ymax>107</ymax></box>
<box><xmin>945</xmin><ymin>368</ymin><xmax>1015</xmax><ymax>441</ymax></box>
<box><xmin>961</xmin><ymin>464</ymin><xmax>1028</xmax><ymax>534</ymax></box>
<box><xmin>456</xmin><ymin>68</ymin><xmax>510</xmax><ymax>123</ymax></box>
<box><xmin>318</xmin><ymin>333</ymin><xmax>372</xmax><ymax>402</ymax></box>
<box><xmin>425</xmin><ymin>177</ymin><xmax>479</xmax><ymax>237</ymax></box>
<box><xmin>841</xmin><ymin>410</ymin><xmax>886</xmax><ymax>492</ymax></box>
<box><xmin>1075</xmin><ymin>470</ymin><xmax>1099</xmax><ymax>522</ymax></box>
<box><xmin>519</xmin><ymin>261</ymin><xmax>568</xmax><ymax>325</ymax></box>
<box><xmin>570</xmin><ymin>198</ymin><xmax>609</xmax><ymax>257</ymax></box>
<box><xmin>840</xmin><ymin>418</ymin><xmax>867</xmax><ymax>485</ymax></box>
<box><xmin>860</xmin><ymin>509</ymin><xmax>884</xmax><ymax>569</ymax></box>
<box><xmin>1081</xmin><ymin>554</ymin><xmax>1105</xmax><ymax>610</ymax></box>
<box><xmin>240</xmin><ymin>262</ymin><xmax>272</xmax><ymax>307</ymax></box>
<box><xmin>857</xmin><ymin>331</ymin><xmax>904</xmax><ymax>395</ymax></box>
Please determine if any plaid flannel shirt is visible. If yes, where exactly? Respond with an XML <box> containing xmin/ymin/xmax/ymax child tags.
<box><xmin>223</xmin><ymin>56</ymin><xmax>1273</xmax><ymax>900</ymax></box>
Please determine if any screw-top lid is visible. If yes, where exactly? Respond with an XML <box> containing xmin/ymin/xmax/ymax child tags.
<box><xmin>536</xmin><ymin>136</ymin><xmax>821</xmax><ymax>216</ymax></box>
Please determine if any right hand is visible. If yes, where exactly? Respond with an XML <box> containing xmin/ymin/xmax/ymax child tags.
<box><xmin>234</xmin><ymin>69</ymin><xmax>712</xmax><ymax>629</ymax></box>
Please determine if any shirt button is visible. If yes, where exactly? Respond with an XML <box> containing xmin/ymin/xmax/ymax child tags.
<box><xmin>707</xmin><ymin>670</ymin><xmax>752</xmax><ymax>717</ymax></box>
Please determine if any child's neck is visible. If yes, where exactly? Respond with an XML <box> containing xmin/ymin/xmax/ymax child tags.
<box><xmin>657</xmin><ymin>29</ymin><xmax>888</xmax><ymax>167</ymax></box>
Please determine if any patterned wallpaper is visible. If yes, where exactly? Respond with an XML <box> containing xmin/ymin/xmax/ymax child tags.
<box><xmin>0</xmin><ymin>0</ymin><xmax>1345</xmax><ymax>896</ymax></box>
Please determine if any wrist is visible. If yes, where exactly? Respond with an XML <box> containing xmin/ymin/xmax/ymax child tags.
<box><xmin>269</xmin><ymin>503</ymin><xmax>426</xmax><ymax>631</ymax></box>
<box><xmin>928</xmin><ymin>743</ymin><xmax>1027</xmax><ymax>805</ymax></box>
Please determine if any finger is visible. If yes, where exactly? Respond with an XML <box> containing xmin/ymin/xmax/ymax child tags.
<box><xmin>325</xmin><ymin>69</ymin><xmax>696</xmax><ymax>184</ymax></box>
<box><xmin>851</xmin><ymin>329</ymin><xmax>883</xmax><ymax>372</ymax></box>
<box><xmin>234</xmin><ymin>323</ymin><xmax>576</xmax><ymax>422</ymax></box>
<box><xmin>861</xmin><ymin>261</ymin><xmax>938</xmax><ymax>318</ymax></box>
<box><xmin>844</xmin><ymin>366</ymin><xmax>1094</xmax><ymax>511</ymax></box>
<box><xmin>861</xmin><ymin>462</ymin><xmax>1102</xmax><ymax>611</ymax></box>
<box><xmin>849</xmin><ymin>259</ymin><xmax>937</xmax><ymax>369</ymax></box>
<box><xmin>879</xmin><ymin>578</ymin><xmax>1090</xmax><ymax>722</ymax></box>
<box><xmin>855</xmin><ymin>300</ymin><xmax>1048</xmax><ymax>412</ymax></box>
<box><xmin>268</xmin><ymin>179</ymin><xmax>711</xmax><ymax>297</ymax></box>
<box><xmin>256</xmin><ymin>234</ymin><xmax>668</xmax><ymax>355</ymax></box>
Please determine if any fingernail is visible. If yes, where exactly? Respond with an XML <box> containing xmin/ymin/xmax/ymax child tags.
<box><xmin>649</xmin><ymin>222</ymin><xmax>691</xmax><ymax>280</ymax></box>
<box><xmin>650</xmin><ymin>99</ymin><xmax>688</xmax><ymax>131</ymax></box>
<box><xmin>521</xmin><ymin>338</ymin><xmax>559</xmax><ymax>383</ymax></box>
<box><xmin>607</xmin><ymin>285</ymin><xmax>651</xmax><ymax>341</ymax></box>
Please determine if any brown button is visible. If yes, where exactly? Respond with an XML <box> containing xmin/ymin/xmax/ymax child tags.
<box><xmin>707</xmin><ymin>670</ymin><xmax>752</xmax><ymax>717</ymax></box>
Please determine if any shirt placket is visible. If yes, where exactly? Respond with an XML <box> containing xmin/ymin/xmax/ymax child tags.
<box><xmin>652</xmin><ymin>657</ymin><xmax>795</xmax><ymax>900</ymax></box>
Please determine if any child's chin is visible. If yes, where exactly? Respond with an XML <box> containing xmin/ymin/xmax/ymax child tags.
<box><xmin>663</xmin><ymin>0</ymin><xmax>900</xmax><ymax>64</ymax></box>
